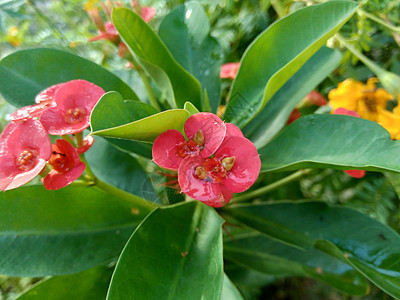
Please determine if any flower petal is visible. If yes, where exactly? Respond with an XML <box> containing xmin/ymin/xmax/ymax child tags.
<box><xmin>77</xmin><ymin>136</ymin><xmax>95</xmax><ymax>154</ymax></box>
<box><xmin>225</xmin><ymin>123</ymin><xmax>244</xmax><ymax>139</ymax></box>
<box><xmin>43</xmin><ymin>162</ymin><xmax>86</xmax><ymax>190</ymax></box>
<box><xmin>332</xmin><ymin>107</ymin><xmax>361</xmax><ymax>118</ymax></box>
<box><xmin>10</xmin><ymin>100</ymin><xmax>56</xmax><ymax>121</ymax></box>
<box><xmin>178</xmin><ymin>155</ymin><xmax>223</xmax><ymax>203</ymax></box>
<box><xmin>215</xmin><ymin>136</ymin><xmax>261</xmax><ymax>193</ymax></box>
<box><xmin>40</xmin><ymin>107</ymin><xmax>89</xmax><ymax>135</ymax></box>
<box><xmin>5</xmin><ymin>159</ymin><xmax>47</xmax><ymax>190</ymax></box>
<box><xmin>152</xmin><ymin>130</ymin><xmax>186</xmax><ymax>170</ymax></box>
<box><xmin>141</xmin><ymin>6</ymin><xmax>156</xmax><ymax>23</ymax></box>
<box><xmin>201</xmin><ymin>185</ymin><xmax>233</xmax><ymax>208</ymax></box>
<box><xmin>184</xmin><ymin>113</ymin><xmax>226</xmax><ymax>158</ymax></box>
<box><xmin>0</xmin><ymin>155</ymin><xmax>18</xmax><ymax>191</ymax></box>
<box><xmin>220</xmin><ymin>62</ymin><xmax>240</xmax><ymax>80</ymax></box>
<box><xmin>344</xmin><ymin>169</ymin><xmax>366</xmax><ymax>179</ymax></box>
<box><xmin>35</xmin><ymin>83</ymin><xmax>63</xmax><ymax>103</ymax></box>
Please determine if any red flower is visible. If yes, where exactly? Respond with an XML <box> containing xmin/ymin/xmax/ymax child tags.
<box><xmin>220</xmin><ymin>62</ymin><xmax>240</xmax><ymax>80</ymax></box>
<box><xmin>287</xmin><ymin>108</ymin><xmax>301</xmax><ymax>125</ymax></box>
<box><xmin>305</xmin><ymin>90</ymin><xmax>327</xmax><ymax>106</ymax></box>
<box><xmin>152</xmin><ymin>113</ymin><xmax>226</xmax><ymax>170</ymax></box>
<box><xmin>88</xmin><ymin>21</ymin><xmax>120</xmax><ymax>43</ymax></box>
<box><xmin>40</xmin><ymin>80</ymin><xmax>105</xmax><ymax>135</ymax></box>
<box><xmin>178</xmin><ymin>135</ymin><xmax>261</xmax><ymax>207</ymax></box>
<box><xmin>9</xmin><ymin>84</ymin><xmax>62</xmax><ymax>121</ymax></box>
<box><xmin>0</xmin><ymin>119</ymin><xmax>52</xmax><ymax>191</ymax></box>
<box><xmin>42</xmin><ymin>139</ymin><xmax>85</xmax><ymax>190</ymax></box>
<box><xmin>141</xmin><ymin>6</ymin><xmax>156</xmax><ymax>23</ymax></box>
<box><xmin>332</xmin><ymin>107</ymin><xmax>365</xmax><ymax>179</ymax></box>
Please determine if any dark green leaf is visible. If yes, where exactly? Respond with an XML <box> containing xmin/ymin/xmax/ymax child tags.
<box><xmin>225</xmin><ymin>201</ymin><xmax>400</xmax><ymax>298</ymax></box>
<box><xmin>224</xmin><ymin>229</ymin><xmax>369</xmax><ymax>295</ymax></box>
<box><xmin>0</xmin><ymin>185</ymin><xmax>154</xmax><ymax>276</ymax></box>
<box><xmin>16</xmin><ymin>266</ymin><xmax>113</xmax><ymax>300</ymax></box>
<box><xmin>112</xmin><ymin>8</ymin><xmax>202</xmax><ymax>109</ymax></box>
<box><xmin>159</xmin><ymin>2</ymin><xmax>222</xmax><ymax>112</ymax></box>
<box><xmin>259</xmin><ymin>114</ymin><xmax>400</xmax><ymax>173</ymax></box>
<box><xmin>107</xmin><ymin>201</ymin><xmax>224</xmax><ymax>300</ymax></box>
<box><xmin>0</xmin><ymin>48</ymin><xmax>138</xmax><ymax>107</ymax></box>
<box><xmin>85</xmin><ymin>136</ymin><xmax>159</xmax><ymax>203</ymax></box>
<box><xmin>223</xmin><ymin>1</ymin><xmax>357</xmax><ymax>127</ymax></box>
<box><xmin>244</xmin><ymin>47</ymin><xmax>341</xmax><ymax>148</ymax></box>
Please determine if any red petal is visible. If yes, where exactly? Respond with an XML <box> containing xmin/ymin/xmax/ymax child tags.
<box><xmin>10</xmin><ymin>100</ymin><xmax>56</xmax><ymax>121</ymax></box>
<box><xmin>287</xmin><ymin>109</ymin><xmax>301</xmax><ymax>124</ymax></box>
<box><xmin>152</xmin><ymin>130</ymin><xmax>186</xmax><ymax>170</ymax></box>
<box><xmin>0</xmin><ymin>155</ymin><xmax>18</xmax><ymax>191</ymax></box>
<box><xmin>77</xmin><ymin>136</ymin><xmax>95</xmax><ymax>154</ymax></box>
<box><xmin>201</xmin><ymin>185</ymin><xmax>233</xmax><ymax>207</ymax></box>
<box><xmin>43</xmin><ymin>162</ymin><xmax>85</xmax><ymax>190</ymax></box>
<box><xmin>305</xmin><ymin>90</ymin><xmax>327</xmax><ymax>106</ymax></box>
<box><xmin>225</xmin><ymin>123</ymin><xmax>244</xmax><ymax>139</ymax></box>
<box><xmin>215</xmin><ymin>136</ymin><xmax>260</xmax><ymax>193</ymax></box>
<box><xmin>220</xmin><ymin>62</ymin><xmax>240</xmax><ymax>79</ymax></box>
<box><xmin>333</xmin><ymin>107</ymin><xmax>361</xmax><ymax>118</ymax></box>
<box><xmin>344</xmin><ymin>169</ymin><xmax>366</xmax><ymax>178</ymax></box>
<box><xmin>184</xmin><ymin>113</ymin><xmax>226</xmax><ymax>158</ymax></box>
<box><xmin>1</xmin><ymin>119</ymin><xmax>52</xmax><ymax>160</ymax></box>
<box><xmin>54</xmin><ymin>80</ymin><xmax>105</xmax><ymax>112</ymax></box>
<box><xmin>178</xmin><ymin>156</ymin><xmax>223</xmax><ymax>202</ymax></box>
<box><xmin>35</xmin><ymin>83</ymin><xmax>63</xmax><ymax>103</ymax></box>
<box><xmin>141</xmin><ymin>6</ymin><xmax>156</xmax><ymax>23</ymax></box>
<box><xmin>6</xmin><ymin>159</ymin><xmax>47</xmax><ymax>190</ymax></box>
<box><xmin>40</xmin><ymin>107</ymin><xmax>89</xmax><ymax>135</ymax></box>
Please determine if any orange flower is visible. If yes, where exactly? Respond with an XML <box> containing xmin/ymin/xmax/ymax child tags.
<box><xmin>328</xmin><ymin>78</ymin><xmax>393</xmax><ymax>121</ymax></box>
<box><xmin>377</xmin><ymin>105</ymin><xmax>400</xmax><ymax>140</ymax></box>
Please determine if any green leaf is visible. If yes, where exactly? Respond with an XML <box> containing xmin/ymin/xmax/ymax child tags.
<box><xmin>107</xmin><ymin>201</ymin><xmax>224</xmax><ymax>300</ymax></box>
<box><xmin>0</xmin><ymin>185</ymin><xmax>153</xmax><ymax>276</ymax></box>
<box><xmin>16</xmin><ymin>266</ymin><xmax>113</xmax><ymax>300</ymax></box>
<box><xmin>91</xmin><ymin>92</ymin><xmax>189</xmax><ymax>142</ymax></box>
<box><xmin>0</xmin><ymin>48</ymin><xmax>138</xmax><ymax>107</ymax></box>
<box><xmin>112</xmin><ymin>8</ymin><xmax>202</xmax><ymax>109</ymax></box>
<box><xmin>221</xmin><ymin>274</ymin><xmax>244</xmax><ymax>300</ymax></box>
<box><xmin>259</xmin><ymin>114</ymin><xmax>400</xmax><ymax>173</ymax></box>
<box><xmin>158</xmin><ymin>2</ymin><xmax>222</xmax><ymax>112</ymax></box>
<box><xmin>244</xmin><ymin>47</ymin><xmax>342</xmax><ymax>148</ymax></box>
<box><xmin>85</xmin><ymin>136</ymin><xmax>159</xmax><ymax>203</ymax></box>
<box><xmin>224</xmin><ymin>229</ymin><xmax>369</xmax><ymax>295</ymax></box>
<box><xmin>225</xmin><ymin>201</ymin><xmax>400</xmax><ymax>299</ymax></box>
<box><xmin>184</xmin><ymin>101</ymin><xmax>200</xmax><ymax>116</ymax></box>
<box><xmin>223</xmin><ymin>1</ymin><xmax>357</xmax><ymax>127</ymax></box>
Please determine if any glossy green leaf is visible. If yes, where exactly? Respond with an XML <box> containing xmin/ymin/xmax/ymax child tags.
<box><xmin>112</xmin><ymin>8</ymin><xmax>202</xmax><ymax>109</ymax></box>
<box><xmin>259</xmin><ymin>114</ymin><xmax>400</xmax><ymax>173</ymax></box>
<box><xmin>107</xmin><ymin>201</ymin><xmax>224</xmax><ymax>300</ymax></box>
<box><xmin>224</xmin><ymin>229</ymin><xmax>369</xmax><ymax>295</ymax></box>
<box><xmin>225</xmin><ymin>201</ymin><xmax>400</xmax><ymax>298</ymax></box>
<box><xmin>91</xmin><ymin>91</ymin><xmax>189</xmax><ymax>142</ymax></box>
<box><xmin>184</xmin><ymin>101</ymin><xmax>200</xmax><ymax>116</ymax></box>
<box><xmin>16</xmin><ymin>266</ymin><xmax>113</xmax><ymax>300</ymax></box>
<box><xmin>223</xmin><ymin>1</ymin><xmax>357</xmax><ymax>127</ymax></box>
<box><xmin>0</xmin><ymin>185</ymin><xmax>154</xmax><ymax>276</ymax></box>
<box><xmin>158</xmin><ymin>2</ymin><xmax>222</xmax><ymax>112</ymax></box>
<box><xmin>244</xmin><ymin>47</ymin><xmax>342</xmax><ymax>148</ymax></box>
<box><xmin>85</xmin><ymin>136</ymin><xmax>159</xmax><ymax>203</ymax></box>
<box><xmin>221</xmin><ymin>273</ymin><xmax>244</xmax><ymax>300</ymax></box>
<box><xmin>0</xmin><ymin>48</ymin><xmax>138</xmax><ymax>107</ymax></box>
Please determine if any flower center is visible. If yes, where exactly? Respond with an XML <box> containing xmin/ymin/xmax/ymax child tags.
<box><xmin>204</xmin><ymin>157</ymin><xmax>227</xmax><ymax>183</ymax></box>
<box><xmin>17</xmin><ymin>149</ymin><xmax>39</xmax><ymax>171</ymax></box>
<box><xmin>363</xmin><ymin>94</ymin><xmax>377</xmax><ymax>112</ymax></box>
<box><xmin>49</xmin><ymin>150</ymin><xmax>74</xmax><ymax>173</ymax></box>
<box><xmin>177</xmin><ymin>140</ymin><xmax>201</xmax><ymax>158</ymax></box>
<box><xmin>64</xmin><ymin>107</ymin><xmax>87</xmax><ymax>124</ymax></box>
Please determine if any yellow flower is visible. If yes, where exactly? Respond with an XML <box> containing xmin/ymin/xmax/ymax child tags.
<box><xmin>377</xmin><ymin>108</ymin><xmax>400</xmax><ymax>140</ymax></box>
<box><xmin>328</xmin><ymin>78</ymin><xmax>393</xmax><ymax>121</ymax></box>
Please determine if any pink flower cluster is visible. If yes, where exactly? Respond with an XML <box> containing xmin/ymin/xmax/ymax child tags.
<box><xmin>152</xmin><ymin>113</ymin><xmax>261</xmax><ymax>207</ymax></box>
<box><xmin>0</xmin><ymin>79</ymin><xmax>104</xmax><ymax>191</ymax></box>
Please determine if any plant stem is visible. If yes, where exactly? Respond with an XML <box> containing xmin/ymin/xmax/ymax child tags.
<box><xmin>233</xmin><ymin>169</ymin><xmax>312</xmax><ymax>203</ymax></box>
<box><xmin>79</xmin><ymin>153</ymin><xmax>96</xmax><ymax>182</ymax></box>
<box><xmin>137</xmin><ymin>67</ymin><xmax>161</xmax><ymax>111</ymax></box>
<box><xmin>358</xmin><ymin>9</ymin><xmax>400</xmax><ymax>33</ymax></box>
<box><xmin>96</xmin><ymin>178</ymin><xmax>158</xmax><ymax>209</ymax></box>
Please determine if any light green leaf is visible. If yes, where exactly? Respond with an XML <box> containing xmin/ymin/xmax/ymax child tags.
<box><xmin>90</xmin><ymin>91</ymin><xmax>189</xmax><ymax>142</ymax></box>
<box><xmin>244</xmin><ymin>47</ymin><xmax>342</xmax><ymax>148</ymax></box>
<box><xmin>16</xmin><ymin>266</ymin><xmax>113</xmax><ymax>300</ymax></box>
<box><xmin>184</xmin><ymin>101</ymin><xmax>200</xmax><ymax>116</ymax></box>
<box><xmin>221</xmin><ymin>274</ymin><xmax>244</xmax><ymax>300</ymax></box>
<box><xmin>0</xmin><ymin>185</ymin><xmax>153</xmax><ymax>276</ymax></box>
<box><xmin>259</xmin><ymin>114</ymin><xmax>400</xmax><ymax>173</ymax></box>
<box><xmin>225</xmin><ymin>201</ymin><xmax>400</xmax><ymax>299</ymax></box>
<box><xmin>112</xmin><ymin>8</ymin><xmax>202</xmax><ymax>109</ymax></box>
<box><xmin>107</xmin><ymin>201</ymin><xmax>224</xmax><ymax>300</ymax></box>
<box><xmin>0</xmin><ymin>48</ymin><xmax>138</xmax><ymax>107</ymax></box>
<box><xmin>223</xmin><ymin>1</ymin><xmax>357</xmax><ymax>127</ymax></box>
<box><xmin>158</xmin><ymin>2</ymin><xmax>222</xmax><ymax>112</ymax></box>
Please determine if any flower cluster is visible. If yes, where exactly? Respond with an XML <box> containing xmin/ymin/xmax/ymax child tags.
<box><xmin>0</xmin><ymin>79</ymin><xmax>104</xmax><ymax>191</ymax></box>
<box><xmin>328</xmin><ymin>78</ymin><xmax>400</xmax><ymax>139</ymax></box>
<box><xmin>152</xmin><ymin>113</ymin><xmax>261</xmax><ymax>207</ymax></box>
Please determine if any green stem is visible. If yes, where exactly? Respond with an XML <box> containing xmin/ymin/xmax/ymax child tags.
<box><xmin>232</xmin><ymin>169</ymin><xmax>311</xmax><ymax>203</ymax></box>
<box><xmin>62</xmin><ymin>135</ymin><xmax>76</xmax><ymax>147</ymax></box>
<box><xmin>96</xmin><ymin>178</ymin><xmax>158</xmax><ymax>208</ymax></box>
<box><xmin>137</xmin><ymin>68</ymin><xmax>161</xmax><ymax>111</ymax></box>
<box><xmin>79</xmin><ymin>153</ymin><xmax>96</xmax><ymax>182</ymax></box>
<box><xmin>75</xmin><ymin>132</ymin><xmax>83</xmax><ymax>148</ymax></box>
<box><xmin>358</xmin><ymin>9</ymin><xmax>400</xmax><ymax>33</ymax></box>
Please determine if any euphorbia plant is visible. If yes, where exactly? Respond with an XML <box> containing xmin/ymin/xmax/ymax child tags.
<box><xmin>2</xmin><ymin>1</ymin><xmax>400</xmax><ymax>299</ymax></box>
